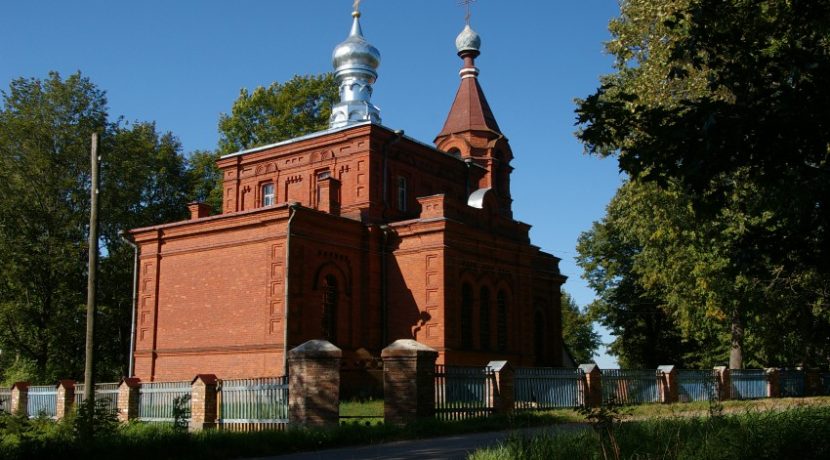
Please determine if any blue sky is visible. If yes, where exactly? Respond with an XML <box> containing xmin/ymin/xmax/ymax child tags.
<box><xmin>1</xmin><ymin>1</ymin><xmax>623</xmax><ymax>367</ymax></box>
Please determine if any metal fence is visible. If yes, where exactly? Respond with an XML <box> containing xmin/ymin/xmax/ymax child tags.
<box><xmin>435</xmin><ymin>365</ymin><xmax>494</xmax><ymax>421</ymax></box>
<box><xmin>515</xmin><ymin>367</ymin><xmax>584</xmax><ymax>410</ymax></box>
<box><xmin>601</xmin><ymin>369</ymin><xmax>660</xmax><ymax>405</ymax></box>
<box><xmin>218</xmin><ymin>377</ymin><xmax>288</xmax><ymax>431</ymax></box>
<box><xmin>730</xmin><ymin>369</ymin><xmax>768</xmax><ymax>400</ymax></box>
<box><xmin>677</xmin><ymin>370</ymin><xmax>720</xmax><ymax>402</ymax></box>
<box><xmin>779</xmin><ymin>370</ymin><xmax>805</xmax><ymax>397</ymax></box>
<box><xmin>0</xmin><ymin>387</ymin><xmax>11</xmax><ymax>413</ymax></box>
<box><xmin>75</xmin><ymin>383</ymin><xmax>120</xmax><ymax>414</ymax></box>
<box><xmin>27</xmin><ymin>385</ymin><xmax>57</xmax><ymax>418</ymax></box>
<box><xmin>138</xmin><ymin>381</ymin><xmax>192</xmax><ymax>423</ymax></box>
<box><xmin>821</xmin><ymin>373</ymin><xmax>830</xmax><ymax>396</ymax></box>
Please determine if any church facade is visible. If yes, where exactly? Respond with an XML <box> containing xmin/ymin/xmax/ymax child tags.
<box><xmin>128</xmin><ymin>9</ymin><xmax>567</xmax><ymax>381</ymax></box>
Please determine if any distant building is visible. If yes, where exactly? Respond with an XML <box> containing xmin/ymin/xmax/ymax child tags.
<box><xmin>128</xmin><ymin>8</ymin><xmax>566</xmax><ymax>381</ymax></box>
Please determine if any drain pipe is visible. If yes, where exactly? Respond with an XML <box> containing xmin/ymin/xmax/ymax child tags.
<box><xmin>283</xmin><ymin>204</ymin><xmax>299</xmax><ymax>375</ymax></box>
<box><xmin>119</xmin><ymin>230</ymin><xmax>139</xmax><ymax>378</ymax></box>
<box><xmin>380</xmin><ymin>224</ymin><xmax>391</xmax><ymax>347</ymax></box>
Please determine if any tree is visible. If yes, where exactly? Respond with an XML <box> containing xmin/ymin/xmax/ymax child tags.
<box><xmin>560</xmin><ymin>292</ymin><xmax>601</xmax><ymax>364</ymax></box>
<box><xmin>576</xmin><ymin>0</ymin><xmax>830</xmax><ymax>367</ymax></box>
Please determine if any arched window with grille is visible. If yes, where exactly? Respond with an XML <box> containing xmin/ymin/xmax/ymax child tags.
<box><xmin>461</xmin><ymin>282</ymin><xmax>473</xmax><ymax>349</ymax></box>
<box><xmin>322</xmin><ymin>275</ymin><xmax>338</xmax><ymax>343</ymax></box>
<box><xmin>497</xmin><ymin>290</ymin><xmax>508</xmax><ymax>352</ymax></box>
<box><xmin>480</xmin><ymin>287</ymin><xmax>491</xmax><ymax>351</ymax></box>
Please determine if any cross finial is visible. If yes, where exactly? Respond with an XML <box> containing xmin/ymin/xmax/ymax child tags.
<box><xmin>458</xmin><ymin>0</ymin><xmax>476</xmax><ymax>25</ymax></box>
<box><xmin>353</xmin><ymin>0</ymin><xmax>361</xmax><ymax>17</ymax></box>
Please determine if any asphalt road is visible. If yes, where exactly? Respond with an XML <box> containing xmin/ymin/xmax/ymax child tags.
<box><xmin>246</xmin><ymin>423</ymin><xmax>587</xmax><ymax>460</ymax></box>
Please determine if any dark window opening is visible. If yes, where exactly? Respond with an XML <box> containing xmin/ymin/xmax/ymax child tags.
<box><xmin>497</xmin><ymin>290</ymin><xmax>508</xmax><ymax>352</ymax></box>
<box><xmin>461</xmin><ymin>283</ymin><xmax>473</xmax><ymax>349</ymax></box>
<box><xmin>322</xmin><ymin>275</ymin><xmax>338</xmax><ymax>343</ymax></box>
<box><xmin>534</xmin><ymin>310</ymin><xmax>545</xmax><ymax>365</ymax></box>
<box><xmin>480</xmin><ymin>287</ymin><xmax>491</xmax><ymax>351</ymax></box>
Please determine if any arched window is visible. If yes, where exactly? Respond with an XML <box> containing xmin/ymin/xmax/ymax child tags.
<box><xmin>497</xmin><ymin>290</ymin><xmax>508</xmax><ymax>352</ymax></box>
<box><xmin>534</xmin><ymin>310</ymin><xmax>545</xmax><ymax>365</ymax></box>
<box><xmin>322</xmin><ymin>275</ymin><xmax>338</xmax><ymax>343</ymax></box>
<box><xmin>397</xmin><ymin>176</ymin><xmax>408</xmax><ymax>212</ymax></box>
<box><xmin>461</xmin><ymin>283</ymin><xmax>473</xmax><ymax>349</ymax></box>
<box><xmin>480</xmin><ymin>287</ymin><xmax>491</xmax><ymax>351</ymax></box>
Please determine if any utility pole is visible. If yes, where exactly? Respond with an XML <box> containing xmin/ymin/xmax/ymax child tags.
<box><xmin>83</xmin><ymin>132</ymin><xmax>100</xmax><ymax>433</ymax></box>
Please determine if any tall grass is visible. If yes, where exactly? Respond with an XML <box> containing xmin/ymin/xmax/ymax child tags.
<box><xmin>470</xmin><ymin>406</ymin><xmax>830</xmax><ymax>460</ymax></box>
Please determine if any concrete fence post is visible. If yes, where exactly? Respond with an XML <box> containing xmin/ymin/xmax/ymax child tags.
<box><xmin>55</xmin><ymin>380</ymin><xmax>76</xmax><ymax>420</ymax></box>
<box><xmin>487</xmin><ymin>361</ymin><xmax>514</xmax><ymax>415</ymax></box>
<box><xmin>766</xmin><ymin>368</ymin><xmax>781</xmax><ymax>398</ymax></box>
<box><xmin>381</xmin><ymin>339</ymin><xmax>438</xmax><ymax>426</ymax></box>
<box><xmin>117</xmin><ymin>378</ymin><xmax>141</xmax><ymax>422</ymax></box>
<box><xmin>190</xmin><ymin>374</ymin><xmax>218</xmax><ymax>431</ymax></box>
<box><xmin>10</xmin><ymin>382</ymin><xmax>29</xmax><ymax>416</ymax></box>
<box><xmin>714</xmin><ymin>366</ymin><xmax>730</xmax><ymax>401</ymax></box>
<box><xmin>288</xmin><ymin>340</ymin><xmax>342</xmax><ymax>428</ymax></box>
<box><xmin>657</xmin><ymin>365</ymin><xmax>678</xmax><ymax>404</ymax></box>
<box><xmin>578</xmin><ymin>364</ymin><xmax>602</xmax><ymax>407</ymax></box>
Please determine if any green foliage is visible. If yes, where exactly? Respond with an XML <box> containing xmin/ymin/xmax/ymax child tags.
<box><xmin>217</xmin><ymin>73</ymin><xmax>339</xmax><ymax>156</ymax></box>
<box><xmin>576</xmin><ymin>0</ymin><xmax>830</xmax><ymax>368</ymax></box>
<box><xmin>561</xmin><ymin>292</ymin><xmax>601</xmax><ymax>364</ymax></box>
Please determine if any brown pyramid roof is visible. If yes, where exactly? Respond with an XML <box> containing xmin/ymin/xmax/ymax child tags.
<box><xmin>436</xmin><ymin>76</ymin><xmax>502</xmax><ymax>139</ymax></box>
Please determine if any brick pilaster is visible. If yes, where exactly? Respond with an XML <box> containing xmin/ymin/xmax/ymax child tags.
<box><xmin>10</xmin><ymin>382</ymin><xmax>29</xmax><ymax>416</ymax></box>
<box><xmin>117</xmin><ymin>378</ymin><xmax>141</xmax><ymax>422</ymax></box>
<box><xmin>189</xmin><ymin>374</ymin><xmax>218</xmax><ymax>431</ymax></box>
<box><xmin>55</xmin><ymin>380</ymin><xmax>76</xmax><ymax>420</ymax></box>
<box><xmin>714</xmin><ymin>366</ymin><xmax>730</xmax><ymax>401</ymax></box>
<box><xmin>382</xmin><ymin>339</ymin><xmax>438</xmax><ymax>426</ymax></box>
<box><xmin>657</xmin><ymin>365</ymin><xmax>678</xmax><ymax>404</ymax></box>
<box><xmin>487</xmin><ymin>360</ymin><xmax>514</xmax><ymax>415</ymax></box>
<box><xmin>579</xmin><ymin>364</ymin><xmax>602</xmax><ymax>407</ymax></box>
<box><xmin>288</xmin><ymin>340</ymin><xmax>342</xmax><ymax>427</ymax></box>
<box><xmin>766</xmin><ymin>368</ymin><xmax>781</xmax><ymax>398</ymax></box>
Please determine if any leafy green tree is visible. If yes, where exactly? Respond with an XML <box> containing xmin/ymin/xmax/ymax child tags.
<box><xmin>561</xmin><ymin>292</ymin><xmax>601</xmax><ymax>364</ymax></box>
<box><xmin>186</xmin><ymin>149</ymin><xmax>223</xmax><ymax>213</ymax></box>
<box><xmin>576</xmin><ymin>0</ymin><xmax>830</xmax><ymax>368</ymax></box>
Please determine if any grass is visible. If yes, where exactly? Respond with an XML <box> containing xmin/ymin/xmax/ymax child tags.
<box><xmin>339</xmin><ymin>399</ymin><xmax>384</xmax><ymax>425</ymax></box>
<box><xmin>470</xmin><ymin>404</ymin><xmax>830</xmax><ymax>460</ymax></box>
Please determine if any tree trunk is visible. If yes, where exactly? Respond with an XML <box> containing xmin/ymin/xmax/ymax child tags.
<box><xmin>729</xmin><ymin>305</ymin><xmax>744</xmax><ymax>369</ymax></box>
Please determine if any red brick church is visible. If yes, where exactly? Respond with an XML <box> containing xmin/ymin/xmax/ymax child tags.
<box><xmin>127</xmin><ymin>8</ymin><xmax>567</xmax><ymax>381</ymax></box>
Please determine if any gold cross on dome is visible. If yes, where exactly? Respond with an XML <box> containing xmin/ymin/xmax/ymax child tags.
<box><xmin>458</xmin><ymin>0</ymin><xmax>476</xmax><ymax>24</ymax></box>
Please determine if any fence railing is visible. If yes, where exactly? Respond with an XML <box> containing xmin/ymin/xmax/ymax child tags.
<box><xmin>435</xmin><ymin>365</ymin><xmax>494</xmax><ymax>421</ymax></box>
<box><xmin>27</xmin><ymin>385</ymin><xmax>57</xmax><ymax>418</ymax></box>
<box><xmin>821</xmin><ymin>373</ymin><xmax>830</xmax><ymax>396</ymax></box>
<box><xmin>0</xmin><ymin>387</ymin><xmax>11</xmax><ymax>413</ymax></box>
<box><xmin>515</xmin><ymin>367</ymin><xmax>584</xmax><ymax>410</ymax></box>
<box><xmin>218</xmin><ymin>377</ymin><xmax>288</xmax><ymax>431</ymax></box>
<box><xmin>677</xmin><ymin>370</ymin><xmax>720</xmax><ymax>402</ymax></box>
<box><xmin>730</xmin><ymin>369</ymin><xmax>768</xmax><ymax>400</ymax></box>
<box><xmin>601</xmin><ymin>369</ymin><xmax>660</xmax><ymax>405</ymax></box>
<box><xmin>138</xmin><ymin>381</ymin><xmax>192</xmax><ymax>423</ymax></box>
<box><xmin>75</xmin><ymin>382</ymin><xmax>120</xmax><ymax>414</ymax></box>
<box><xmin>780</xmin><ymin>370</ymin><xmax>805</xmax><ymax>397</ymax></box>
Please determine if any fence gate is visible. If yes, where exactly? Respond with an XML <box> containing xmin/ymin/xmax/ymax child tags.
<box><xmin>217</xmin><ymin>377</ymin><xmax>288</xmax><ymax>431</ymax></box>
<box><xmin>434</xmin><ymin>365</ymin><xmax>494</xmax><ymax>421</ymax></box>
<box><xmin>515</xmin><ymin>368</ymin><xmax>584</xmax><ymax>410</ymax></box>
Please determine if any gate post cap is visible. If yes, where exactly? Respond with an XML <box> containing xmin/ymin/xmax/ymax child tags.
<box><xmin>289</xmin><ymin>339</ymin><xmax>342</xmax><ymax>359</ymax></box>
<box><xmin>381</xmin><ymin>339</ymin><xmax>437</xmax><ymax>358</ymax></box>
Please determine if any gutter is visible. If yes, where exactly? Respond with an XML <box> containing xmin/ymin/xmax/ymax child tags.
<box><xmin>119</xmin><ymin>230</ymin><xmax>139</xmax><ymax>378</ymax></box>
<box><xmin>283</xmin><ymin>204</ymin><xmax>299</xmax><ymax>375</ymax></box>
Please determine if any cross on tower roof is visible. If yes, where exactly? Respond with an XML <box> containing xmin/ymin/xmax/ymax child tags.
<box><xmin>458</xmin><ymin>0</ymin><xmax>476</xmax><ymax>24</ymax></box>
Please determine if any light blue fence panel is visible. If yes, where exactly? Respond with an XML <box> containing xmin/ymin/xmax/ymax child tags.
<box><xmin>677</xmin><ymin>370</ymin><xmax>720</xmax><ymax>402</ymax></box>
<box><xmin>779</xmin><ymin>370</ymin><xmax>805</xmax><ymax>397</ymax></box>
<box><xmin>730</xmin><ymin>369</ymin><xmax>768</xmax><ymax>400</ymax></box>
<box><xmin>0</xmin><ymin>388</ymin><xmax>11</xmax><ymax>413</ymax></box>
<box><xmin>601</xmin><ymin>369</ymin><xmax>660</xmax><ymax>405</ymax></box>
<box><xmin>138</xmin><ymin>381</ymin><xmax>191</xmax><ymax>423</ymax></box>
<box><xmin>27</xmin><ymin>385</ymin><xmax>57</xmax><ymax>418</ymax></box>
<box><xmin>75</xmin><ymin>383</ymin><xmax>120</xmax><ymax>414</ymax></box>
<box><xmin>515</xmin><ymin>368</ymin><xmax>584</xmax><ymax>409</ymax></box>
<box><xmin>435</xmin><ymin>365</ymin><xmax>494</xmax><ymax>421</ymax></box>
<box><xmin>218</xmin><ymin>377</ymin><xmax>288</xmax><ymax>431</ymax></box>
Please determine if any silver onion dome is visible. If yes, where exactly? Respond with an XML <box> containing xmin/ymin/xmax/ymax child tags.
<box><xmin>329</xmin><ymin>11</ymin><xmax>382</xmax><ymax>128</ymax></box>
<box><xmin>455</xmin><ymin>24</ymin><xmax>481</xmax><ymax>54</ymax></box>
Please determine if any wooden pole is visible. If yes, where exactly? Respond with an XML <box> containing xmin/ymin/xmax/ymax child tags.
<box><xmin>83</xmin><ymin>132</ymin><xmax>100</xmax><ymax>431</ymax></box>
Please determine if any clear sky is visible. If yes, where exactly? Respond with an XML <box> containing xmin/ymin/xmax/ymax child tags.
<box><xmin>1</xmin><ymin>0</ymin><xmax>623</xmax><ymax>367</ymax></box>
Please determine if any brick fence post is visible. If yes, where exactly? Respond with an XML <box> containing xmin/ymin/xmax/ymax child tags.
<box><xmin>805</xmin><ymin>369</ymin><xmax>821</xmax><ymax>396</ymax></box>
<box><xmin>487</xmin><ymin>361</ymin><xmax>514</xmax><ymax>415</ymax></box>
<box><xmin>117</xmin><ymin>378</ymin><xmax>141</xmax><ymax>422</ymax></box>
<box><xmin>288</xmin><ymin>340</ymin><xmax>342</xmax><ymax>428</ymax></box>
<box><xmin>714</xmin><ymin>366</ymin><xmax>730</xmax><ymax>401</ymax></box>
<box><xmin>766</xmin><ymin>368</ymin><xmax>781</xmax><ymax>398</ymax></box>
<box><xmin>10</xmin><ymin>382</ymin><xmax>29</xmax><ymax>416</ymax></box>
<box><xmin>55</xmin><ymin>380</ymin><xmax>76</xmax><ymax>420</ymax></box>
<box><xmin>381</xmin><ymin>339</ymin><xmax>438</xmax><ymax>426</ymax></box>
<box><xmin>657</xmin><ymin>365</ymin><xmax>678</xmax><ymax>404</ymax></box>
<box><xmin>190</xmin><ymin>374</ymin><xmax>218</xmax><ymax>431</ymax></box>
<box><xmin>579</xmin><ymin>364</ymin><xmax>602</xmax><ymax>408</ymax></box>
